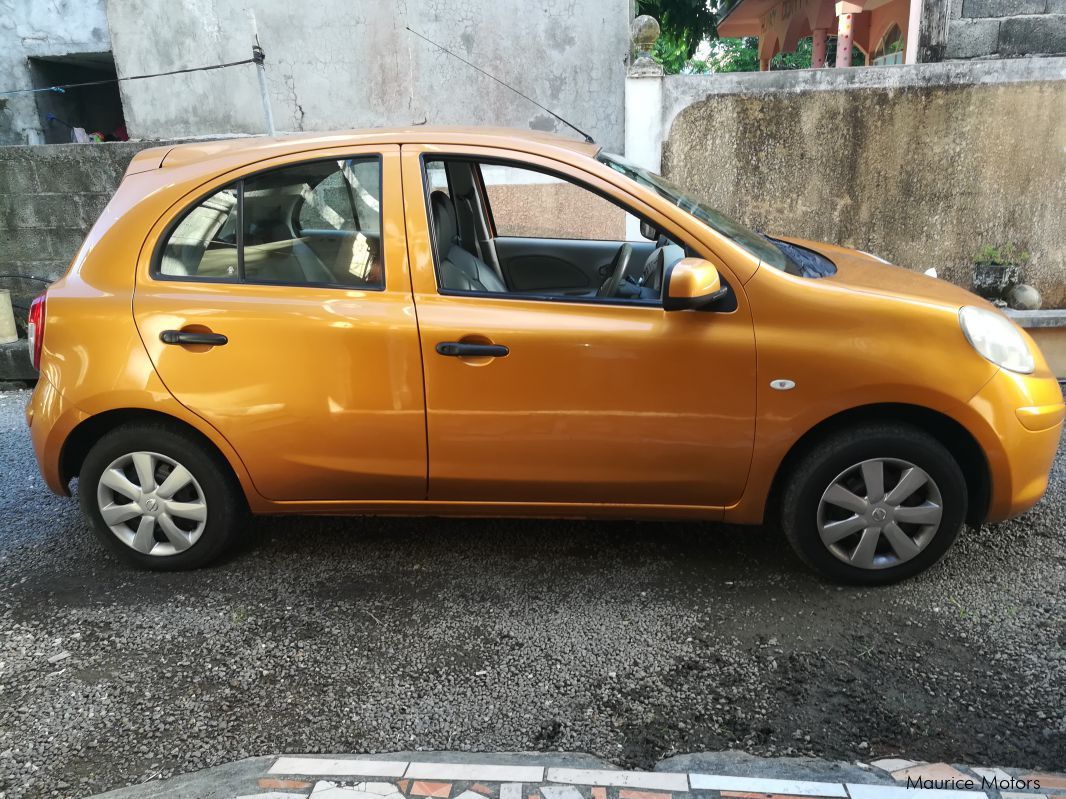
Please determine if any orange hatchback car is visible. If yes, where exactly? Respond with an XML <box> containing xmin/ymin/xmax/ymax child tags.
<box><xmin>24</xmin><ymin>127</ymin><xmax>1063</xmax><ymax>582</ymax></box>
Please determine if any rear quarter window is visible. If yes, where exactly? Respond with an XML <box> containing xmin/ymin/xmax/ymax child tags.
<box><xmin>159</xmin><ymin>185</ymin><xmax>239</xmax><ymax>279</ymax></box>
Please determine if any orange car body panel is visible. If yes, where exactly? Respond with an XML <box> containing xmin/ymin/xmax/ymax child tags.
<box><xmin>400</xmin><ymin>144</ymin><xmax>756</xmax><ymax>508</ymax></box>
<box><xmin>131</xmin><ymin>145</ymin><xmax>428</xmax><ymax>502</ymax></box>
<box><xmin>23</xmin><ymin>127</ymin><xmax>1063</xmax><ymax>526</ymax></box>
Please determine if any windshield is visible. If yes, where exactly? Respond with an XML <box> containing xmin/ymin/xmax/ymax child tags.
<box><xmin>597</xmin><ymin>151</ymin><xmax>794</xmax><ymax>274</ymax></box>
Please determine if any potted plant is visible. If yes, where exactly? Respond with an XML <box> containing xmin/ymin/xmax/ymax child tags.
<box><xmin>972</xmin><ymin>243</ymin><xmax>1029</xmax><ymax>303</ymax></box>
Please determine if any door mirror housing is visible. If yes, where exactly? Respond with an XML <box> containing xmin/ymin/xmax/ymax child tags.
<box><xmin>663</xmin><ymin>258</ymin><xmax>728</xmax><ymax>311</ymax></box>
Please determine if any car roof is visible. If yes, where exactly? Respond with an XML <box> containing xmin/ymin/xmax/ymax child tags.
<box><xmin>126</xmin><ymin>126</ymin><xmax>602</xmax><ymax>175</ymax></box>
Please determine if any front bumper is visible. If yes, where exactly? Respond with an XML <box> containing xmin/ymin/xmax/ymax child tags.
<box><xmin>970</xmin><ymin>368</ymin><xmax>1064</xmax><ymax>522</ymax></box>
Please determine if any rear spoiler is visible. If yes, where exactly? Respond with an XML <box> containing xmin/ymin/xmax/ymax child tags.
<box><xmin>124</xmin><ymin>146</ymin><xmax>177</xmax><ymax>176</ymax></box>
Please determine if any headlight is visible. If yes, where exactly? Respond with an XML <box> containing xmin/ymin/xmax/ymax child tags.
<box><xmin>959</xmin><ymin>306</ymin><xmax>1034</xmax><ymax>374</ymax></box>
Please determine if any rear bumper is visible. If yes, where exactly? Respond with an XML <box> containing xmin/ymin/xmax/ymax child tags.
<box><xmin>25</xmin><ymin>375</ymin><xmax>86</xmax><ymax>496</ymax></box>
<box><xmin>972</xmin><ymin>369</ymin><xmax>1063</xmax><ymax>522</ymax></box>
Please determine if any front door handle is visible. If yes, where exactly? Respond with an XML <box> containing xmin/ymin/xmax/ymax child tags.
<box><xmin>160</xmin><ymin>330</ymin><xmax>228</xmax><ymax>347</ymax></box>
<box><xmin>436</xmin><ymin>341</ymin><xmax>509</xmax><ymax>358</ymax></box>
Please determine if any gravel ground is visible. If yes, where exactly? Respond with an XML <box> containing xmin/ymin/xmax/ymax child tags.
<box><xmin>0</xmin><ymin>388</ymin><xmax>1063</xmax><ymax>798</ymax></box>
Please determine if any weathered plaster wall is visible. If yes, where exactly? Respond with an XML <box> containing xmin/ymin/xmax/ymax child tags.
<box><xmin>661</xmin><ymin>58</ymin><xmax>1066</xmax><ymax>306</ymax></box>
<box><xmin>946</xmin><ymin>0</ymin><xmax>1066</xmax><ymax>59</ymax></box>
<box><xmin>0</xmin><ymin>0</ymin><xmax>112</xmax><ymax>145</ymax></box>
<box><xmin>105</xmin><ymin>0</ymin><xmax>628</xmax><ymax>150</ymax></box>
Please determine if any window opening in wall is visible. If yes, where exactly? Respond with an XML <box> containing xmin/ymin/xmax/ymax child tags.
<box><xmin>27</xmin><ymin>52</ymin><xmax>127</xmax><ymax>143</ymax></box>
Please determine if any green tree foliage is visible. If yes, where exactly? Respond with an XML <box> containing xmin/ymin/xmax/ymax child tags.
<box><xmin>636</xmin><ymin>0</ymin><xmax>723</xmax><ymax>59</ymax></box>
<box><xmin>652</xmin><ymin>30</ymin><xmax>700</xmax><ymax>73</ymax></box>
<box><xmin>704</xmin><ymin>37</ymin><xmax>760</xmax><ymax>73</ymax></box>
<box><xmin>769</xmin><ymin>37</ymin><xmax>867</xmax><ymax>69</ymax></box>
<box><xmin>640</xmin><ymin>0</ymin><xmax>865</xmax><ymax>73</ymax></box>
<box><xmin>769</xmin><ymin>38</ymin><xmax>813</xmax><ymax>69</ymax></box>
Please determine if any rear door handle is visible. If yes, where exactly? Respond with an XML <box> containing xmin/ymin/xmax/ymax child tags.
<box><xmin>160</xmin><ymin>330</ymin><xmax>228</xmax><ymax>346</ymax></box>
<box><xmin>436</xmin><ymin>342</ymin><xmax>509</xmax><ymax>358</ymax></box>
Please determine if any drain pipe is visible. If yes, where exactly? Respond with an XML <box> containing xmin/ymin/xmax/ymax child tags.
<box><xmin>249</xmin><ymin>11</ymin><xmax>276</xmax><ymax>137</ymax></box>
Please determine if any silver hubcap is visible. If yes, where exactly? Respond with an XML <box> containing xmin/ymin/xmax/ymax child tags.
<box><xmin>96</xmin><ymin>451</ymin><xmax>207</xmax><ymax>556</ymax></box>
<box><xmin>816</xmin><ymin>458</ymin><xmax>943</xmax><ymax>570</ymax></box>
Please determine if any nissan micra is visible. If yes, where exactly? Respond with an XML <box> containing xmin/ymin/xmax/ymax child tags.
<box><xmin>24</xmin><ymin>127</ymin><xmax>1064</xmax><ymax>583</ymax></box>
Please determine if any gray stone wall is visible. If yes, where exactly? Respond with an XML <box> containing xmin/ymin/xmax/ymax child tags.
<box><xmin>0</xmin><ymin>141</ymin><xmax>173</xmax><ymax>316</ymax></box>
<box><xmin>661</xmin><ymin>58</ymin><xmax>1066</xmax><ymax>307</ymax></box>
<box><xmin>947</xmin><ymin>0</ymin><xmax>1066</xmax><ymax>59</ymax></box>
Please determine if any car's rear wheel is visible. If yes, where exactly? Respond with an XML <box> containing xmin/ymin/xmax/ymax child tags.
<box><xmin>780</xmin><ymin>423</ymin><xmax>967</xmax><ymax>584</ymax></box>
<box><xmin>79</xmin><ymin>424</ymin><xmax>245</xmax><ymax>570</ymax></box>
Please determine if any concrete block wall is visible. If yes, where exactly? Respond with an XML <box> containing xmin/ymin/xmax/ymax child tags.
<box><xmin>0</xmin><ymin>141</ymin><xmax>170</xmax><ymax>318</ymax></box>
<box><xmin>947</xmin><ymin>0</ymin><xmax>1066</xmax><ymax>59</ymax></box>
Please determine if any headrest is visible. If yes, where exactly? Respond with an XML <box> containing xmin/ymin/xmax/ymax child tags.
<box><xmin>430</xmin><ymin>190</ymin><xmax>457</xmax><ymax>257</ymax></box>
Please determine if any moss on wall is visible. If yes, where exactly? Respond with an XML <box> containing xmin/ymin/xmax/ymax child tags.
<box><xmin>662</xmin><ymin>79</ymin><xmax>1066</xmax><ymax>307</ymax></box>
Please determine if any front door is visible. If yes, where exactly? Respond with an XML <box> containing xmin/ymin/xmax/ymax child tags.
<box><xmin>134</xmin><ymin>146</ymin><xmax>427</xmax><ymax>502</ymax></box>
<box><xmin>401</xmin><ymin>145</ymin><xmax>757</xmax><ymax>509</ymax></box>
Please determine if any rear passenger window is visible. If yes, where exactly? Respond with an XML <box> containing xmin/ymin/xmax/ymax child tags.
<box><xmin>160</xmin><ymin>185</ymin><xmax>239</xmax><ymax>279</ymax></box>
<box><xmin>157</xmin><ymin>156</ymin><xmax>383</xmax><ymax>289</ymax></box>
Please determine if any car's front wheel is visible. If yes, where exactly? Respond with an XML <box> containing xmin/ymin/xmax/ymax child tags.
<box><xmin>781</xmin><ymin>423</ymin><xmax>967</xmax><ymax>584</ymax></box>
<box><xmin>79</xmin><ymin>423</ymin><xmax>245</xmax><ymax>570</ymax></box>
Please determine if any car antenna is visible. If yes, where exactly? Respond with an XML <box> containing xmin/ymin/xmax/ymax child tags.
<box><xmin>405</xmin><ymin>26</ymin><xmax>596</xmax><ymax>145</ymax></box>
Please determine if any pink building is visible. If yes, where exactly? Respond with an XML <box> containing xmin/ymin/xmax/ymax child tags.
<box><xmin>717</xmin><ymin>0</ymin><xmax>920</xmax><ymax>70</ymax></box>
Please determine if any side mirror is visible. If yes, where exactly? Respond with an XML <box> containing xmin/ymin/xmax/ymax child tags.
<box><xmin>663</xmin><ymin>258</ymin><xmax>728</xmax><ymax>311</ymax></box>
<box><xmin>640</xmin><ymin>220</ymin><xmax>659</xmax><ymax>241</ymax></box>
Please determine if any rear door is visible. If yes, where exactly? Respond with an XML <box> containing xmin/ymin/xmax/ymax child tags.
<box><xmin>133</xmin><ymin>145</ymin><xmax>427</xmax><ymax>502</ymax></box>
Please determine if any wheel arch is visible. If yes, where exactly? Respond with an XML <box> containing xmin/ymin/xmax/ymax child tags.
<box><xmin>768</xmin><ymin>403</ymin><xmax>991</xmax><ymax>525</ymax></box>
<box><xmin>60</xmin><ymin>408</ymin><xmax>249</xmax><ymax>504</ymax></box>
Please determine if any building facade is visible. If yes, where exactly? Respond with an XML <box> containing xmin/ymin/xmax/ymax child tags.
<box><xmin>0</xmin><ymin>0</ymin><xmax>630</xmax><ymax>150</ymax></box>
<box><xmin>717</xmin><ymin>0</ymin><xmax>1066</xmax><ymax>69</ymax></box>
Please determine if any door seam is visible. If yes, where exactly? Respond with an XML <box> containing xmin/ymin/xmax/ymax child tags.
<box><xmin>399</xmin><ymin>145</ymin><xmax>432</xmax><ymax>501</ymax></box>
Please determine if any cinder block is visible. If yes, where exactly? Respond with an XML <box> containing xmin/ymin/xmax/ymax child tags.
<box><xmin>1</xmin><ymin>262</ymin><xmax>66</xmax><ymax>316</ymax></box>
<box><xmin>79</xmin><ymin>194</ymin><xmax>111</xmax><ymax>227</ymax></box>
<box><xmin>0</xmin><ymin>159</ymin><xmax>39</xmax><ymax>195</ymax></box>
<box><xmin>1000</xmin><ymin>13</ymin><xmax>1066</xmax><ymax>54</ymax></box>
<box><xmin>946</xmin><ymin>17</ymin><xmax>1001</xmax><ymax>57</ymax></box>
<box><xmin>0</xmin><ymin>228</ymin><xmax>63</xmax><ymax>261</ymax></box>
<box><xmin>0</xmin><ymin>340</ymin><xmax>36</xmax><ymax>381</ymax></box>
<box><xmin>950</xmin><ymin>0</ymin><xmax>963</xmax><ymax>19</ymax></box>
<box><xmin>21</xmin><ymin>143</ymin><xmax>147</xmax><ymax>195</ymax></box>
<box><xmin>1049</xmin><ymin>0</ymin><xmax>1066</xmax><ymax>12</ymax></box>
<box><xmin>0</xmin><ymin>194</ymin><xmax>99</xmax><ymax>230</ymax></box>
<box><xmin>42</xmin><ymin>229</ymin><xmax>88</xmax><ymax>265</ymax></box>
<box><xmin>963</xmin><ymin>0</ymin><xmax>1046</xmax><ymax>17</ymax></box>
<box><xmin>34</xmin><ymin>156</ymin><xmax>126</xmax><ymax>194</ymax></box>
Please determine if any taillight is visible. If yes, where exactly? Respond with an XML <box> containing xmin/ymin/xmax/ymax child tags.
<box><xmin>27</xmin><ymin>293</ymin><xmax>46</xmax><ymax>371</ymax></box>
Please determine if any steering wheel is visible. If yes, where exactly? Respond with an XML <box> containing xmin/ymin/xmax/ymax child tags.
<box><xmin>597</xmin><ymin>243</ymin><xmax>633</xmax><ymax>298</ymax></box>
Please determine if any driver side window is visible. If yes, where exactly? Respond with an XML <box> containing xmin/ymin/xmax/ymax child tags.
<box><xmin>481</xmin><ymin>164</ymin><xmax>646</xmax><ymax>242</ymax></box>
<box><xmin>425</xmin><ymin>156</ymin><xmax>684</xmax><ymax>304</ymax></box>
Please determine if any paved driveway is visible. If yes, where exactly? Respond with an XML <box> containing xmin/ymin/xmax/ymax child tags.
<box><xmin>0</xmin><ymin>389</ymin><xmax>1063</xmax><ymax>798</ymax></box>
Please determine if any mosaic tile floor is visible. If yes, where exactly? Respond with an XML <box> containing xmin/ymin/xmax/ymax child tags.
<box><xmin>233</xmin><ymin>757</ymin><xmax>1066</xmax><ymax>799</ymax></box>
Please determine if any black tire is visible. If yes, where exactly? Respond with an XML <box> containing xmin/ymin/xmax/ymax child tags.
<box><xmin>780</xmin><ymin>423</ymin><xmax>967</xmax><ymax>585</ymax></box>
<box><xmin>79</xmin><ymin>423</ymin><xmax>246</xmax><ymax>570</ymax></box>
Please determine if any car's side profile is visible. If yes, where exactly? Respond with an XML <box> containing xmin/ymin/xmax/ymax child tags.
<box><xmin>24</xmin><ymin>127</ymin><xmax>1064</xmax><ymax>583</ymax></box>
